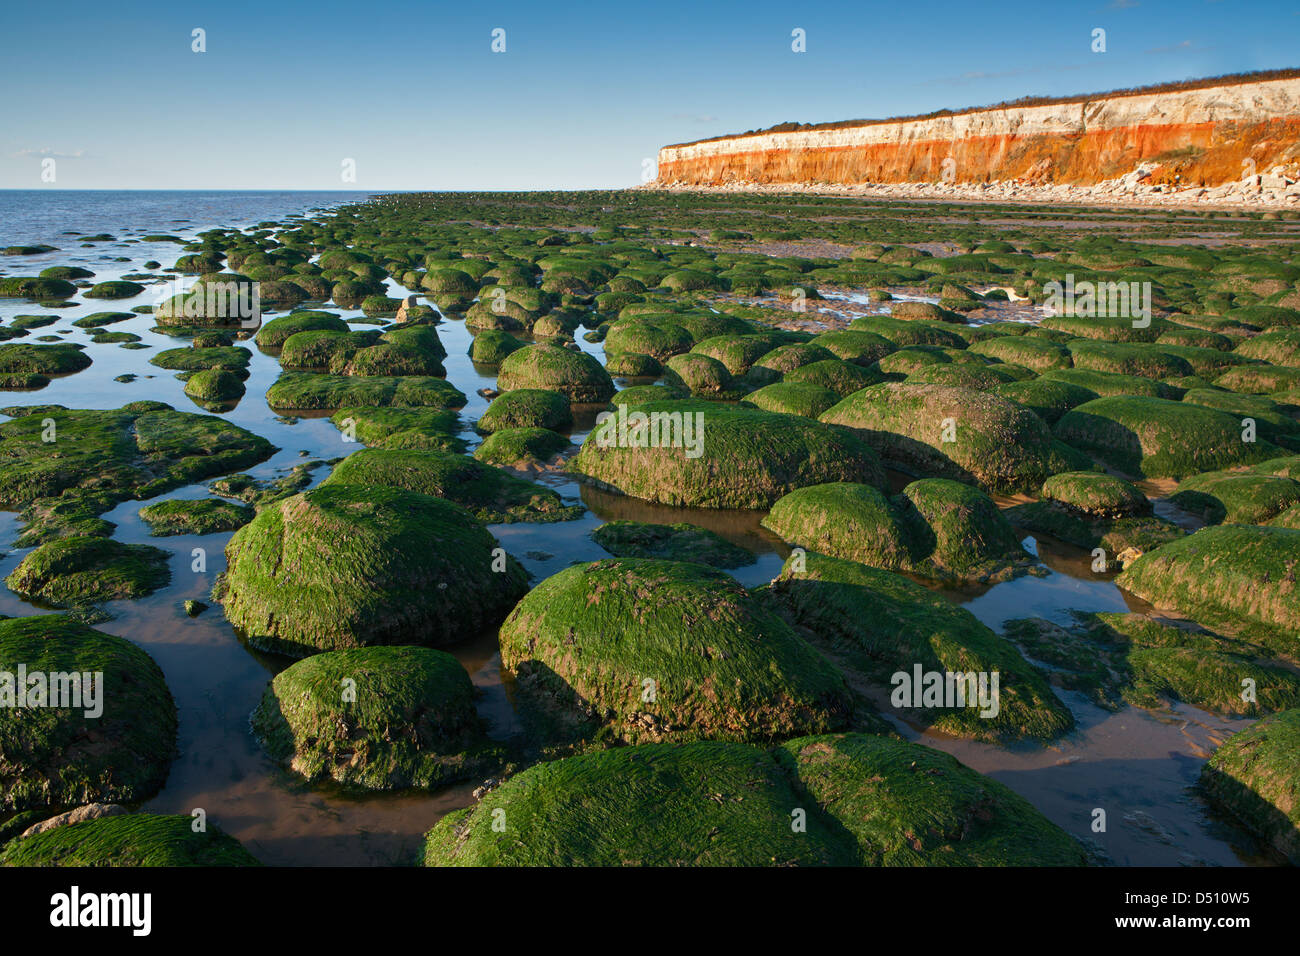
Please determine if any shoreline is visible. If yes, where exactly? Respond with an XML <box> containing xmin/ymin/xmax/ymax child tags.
<box><xmin>642</xmin><ymin>177</ymin><xmax>1300</xmax><ymax>211</ymax></box>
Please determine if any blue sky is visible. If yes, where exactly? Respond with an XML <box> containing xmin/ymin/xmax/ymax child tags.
<box><xmin>0</xmin><ymin>0</ymin><xmax>1294</xmax><ymax>190</ymax></box>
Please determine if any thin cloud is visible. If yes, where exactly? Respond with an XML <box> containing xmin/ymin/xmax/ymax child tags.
<box><xmin>1144</xmin><ymin>40</ymin><xmax>1198</xmax><ymax>54</ymax></box>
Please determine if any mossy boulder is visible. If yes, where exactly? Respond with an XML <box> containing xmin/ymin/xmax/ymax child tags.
<box><xmin>591</xmin><ymin>520</ymin><xmax>754</xmax><ymax>568</ymax></box>
<box><xmin>251</xmin><ymin>646</ymin><xmax>489</xmax><ymax>790</ymax></box>
<box><xmin>690</xmin><ymin>333</ymin><xmax>785</xmax><ymax>375</ymax></box>
<box><xmin>0</xmin><ymin>615</ymin><xmax>177</xmax><ymax>811</ymax></box>
<box><xmin>138</xmin><ymin>498</ymin><xmax>253</xmax><ymax>536</ymax></box>
<box><xmin>323</xmin><ymin>448</ymin><xmax>581</xmax><ymax>523</ymax></box>
<box><xmin>969</xmin><ymin>336</ymin><xmax>1072</xmax><ymax>371</ymax></box>
<box><xmin>1214</xmin><ymin>364</ymin><xmax>1300</xmax><ymax>395</ymax></box>
<box><xmin>423</xmin><ymin>741</ymin><xmax>857</xmax><ymax>866</ymax></box>
<box><xmin>1053</xmin><ymin>396</ymin><xmax>1281</xmax><ymax>479</ymax></box>
<box><xmin>784</xmin><ymin>359</ymin><xmax>884</xmax><ymax>397</ymax></box>
<box><xmin>0</xmin><ymin>277</ymin><xmax>77</xmax><ymax>299</ymax></box>
<box><xmin>572</xmin><ymin>400</ymin><xmax>885</xmax><ymax>509</ymax></box>
<box><xmin>762</xmin><ymin>480</ymin><xmax>1033</xmax><ymax>584</ymax></box>
<box><xmin>1234</xmin><ymin>328</ymin><xmax>1300</xmax><ymax>368</ymax></box>
<box><xmin>255</xmin><ymin>311</ymin><xmax>348</xmax><ymax>348</ymax></box>
<box><xmin>746</xmin><ymin>382</ymin><xmax>840</xmax><ymax>418</ymax></box>
<box><xmin>1200</xmin><ymin>709</ymin><xmax>1300</xmax><ymax>864</ymax></box>
<box><xmin>994</xmin><ymin>379</ymin><xmax>1098</xmax><ymax>425</ymax></box>
<box><xmin>757</xmin><ymin>552</ymin><xmax>1071</xmax><ymax>741</ymax></box>
<box><xmin>183</xmin><ymin>368</ymin><xmax>246</xmax><ymax>405</ymax></box>
<box><xmin>469</xmin><ymin>329</ymin><xmax>525</xmax><ymax>365</ymax></box>
<box><xmin>1040</xmin><ymin>367</ymin><xmax>1180</xmax><ymax>399</ymax></box>
<box><xmin>423</xmin><ymin>734</ymin><xmax>1084</xmax><ymax>866</ymax></box>
<box><xmin>604</xmin><ymin>351</ymin><xmax>662</xmax><ymax>377</ymax></box>
<box><xmin>1169</xmin><ymin>470</ymin><xmax>1300</xmax><ymax>525</ymax></box>
<box><xmin>150</xmin><ymin>346</ymin><xmax>251</xmax><ymax>373</ymax></box>
<box><xmin>497</xmin><ymin>343</ymin><xmax>614</xmax><ymax>403</ymax></box>
<box><xmin>1040</xmin><ymin>471</ymin><xmax>1149</xmax><ymax>518</ymax></box>
<box><xmin>84</xmin><ymin>281</ymin><xmax>145</xmax><ymax>300</ymax></box>
<box><xmin>5</xmin><ymin>536</ymin><xmax>170</xmax><ymax>606</ymax></box>
<box><xmin>663</xmin><ymin>353</ymin><xmax>735</xmax><ymax>396</ymax></box>
<box><xmin>1004</xmin><ymin>612</ymin><xmax>1300</xmax><ymax>716</ymax></box>
<box><xmin>265</xmin><ymin>372</ymin><xmax>465</xmax><ymax>411</ymax></box>
<box><xmin>499</xmin><ymin>559</ymin><xmax>856</xmax><ymax>743</ymax></box>
<box><xmin>0</xmin><ymin>343</ymin><xmax>91</xmax><ymax>376</ymax></box>
<box><xmin>1066</xmin><ymin>341</ymin><xmax>1193</xmax><ymax>379</ymax></box>
<box><xmin>0</xmin><ymin>814</ymin><xmax>256</xmax><ymax>866</ymax></box>
<box><xmin>473</xmin><ymin>427</ymin><xmax>571</xmax><ymax>468</ymax></box>
<box><xmin>475</xmin><ymin>389</ymin><xmax>571</xmax><ymax>434</ymax></box>
<box><xmin>811</xmin><ymin>330</ymin><xmax>896</xmax><ymax>366</ymax></box>
<box><xmin>1117</xmin><ymin>525</ymin><xmax>1300</xmax><ymax>658</ymax></box>
<box><xmin>217</xmin><ymin>484</ymin><xmax>529</xmax><ymax>657</ymax></box>
<box><xmin>327</xmin><ymin>406</ymin><xmax>463</xmax><ymax>453</ymax></box>
<box><xmin>821</xmin><ymin>383</ymin><xmax>1090</xmax><ymax>494</ymax></box>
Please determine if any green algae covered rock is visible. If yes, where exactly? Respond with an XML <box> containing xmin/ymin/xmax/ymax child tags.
<box><xmin>266</xmin><ymin>372</ymin><xmax>466</xmax><ymax>411</ymax></box>
<box><xmin>469</xmin><ymin>329</ymin><xmax>525</xmax><ymax>365</ymax></box>
<box><xmin>423</xmin><ymin>734</ymin><xmax>1085</xmax><ymax>866</ymax></box>
<box><xmin>251</xmin><ymin>646</ymin><xmax>489</xmax><ymax>790</ymax></box>
<box><xmin>746</xmin><ymin>382</ymin><xmax>840</xmax><ymax>418</ymax></box>
<box><xmin>498</xmin><ymin>558</ymin><xmax>856</xmax><ymax>743</ymax></box>
<box><xmin>758</xmin><ymin>552</ymin><xmax>1070</xmax><ymax>741</ymax></box>
<box><xmin>784</xmin><ymin>358</ymin><xmax>884</xmax><ymax>397</ymax></box>
<box><xmin>0</xmin><ymin>404</ymin><xmax>275</xmax><ymax>524</ymax></box>
<box><xmin>150</xmin><ymin>345</ymin><xmax>251</xmax><ymax>373</ymax></box>
<box><xmin>5</xmin><ymin>536</ymin><xmax>170</xmax><ymax>606</ymax></box>
<box><xmin>0</xmin><ymin>615</ymin><xmax>177</xmax><ymax>811</ymax></box>
<box><xmin>475</xmin><ymin>389</ymin><xmax>571</xmax><ymax>434</ymax></box>
<box><xmin>1200</xmin><ymin>709</ymin><xmax>1300</xmax><ymax>864</ymax></box>
<box><xmin>497</xmin><ymin>343</ymin><xmax>614</xmax><ymax>403</ymax></box>
<box><xmin>1040</xmin><ymin>367</ymin><xmax>1180</xmax><ymax>399</ymax></box>
<box><xmin>0</xmin><ymin>814</ymin><xmax>257</xmax><ymax>867</ymax></box>
<box><xmin>423</xmin><ymin>741</ymin><xmax>858</xmax><ymax>866</ymax></box>
<box><xmin>473</xmin><ymin>427</ymin><xmax>571</xmax><ymax>468</ymax></box>
<box><xmin>217</xmin><ymin>484</ymin><xmax>529</xmax><ymax>657</ymax></box>
<box><xmin>1169</xmin><ymin>470</ymin><xmax>1300</xmax><ymax>525</ymax></box>
<box><xmin>1040</xmin><ymin>471</ymin><xmax>1150</xmax><ymax>518</ymax></box>
<box><xmin>1003</xmin><ymin>612</ymin><xmax>1300</xmax><ymax>716</ymax></box>
<box><xmin>762</xmin><ymin>480</ymin><xmax>1033</xmax><ymax>584</ymax></box>
<box><xmin>330</xmin><ymin>406</ymin><xmax>464</xmax><ymax>453</ymax></box>
<box><xmin>572</xmin><ymin>400</ymin><xmax>885</xmax><ymax>509</ymax></box>
<box><xmin>1054</xmin><ymin>396</ymin><xmax>1282</xmax><ymax>479</ymax></box>
<box><xmin>778</xmin><ymin>733</ymin><xmax>1086</xmax><ymax>865</ymax></box>
<box><xmin>323</xmin><ymin>448</ymin><xmax>581</xmax><ymax>523</ymax></box>
<box><xmin>83</xmin><ymin>280</ymin><xmax>146</xmax><ymax>300</ymax></box>
<box><xmin>821</xmin><ymin>382</ymin><xmax>1089</xmax><ymax>493</ymax></box>
<box><xmin>138</xmin><ymin>498</ymin><xmax>253</xmax><ymax>536</ymax></box>
<box><xmin>1117</xmin><ymin>525</ymin><xmax>1300</xmax><ymax>658</ymax></box>
<box><xmin>0</xmin><ymin>343</ymin><xmax>91</xmax><ymax>376</ymax></box>
<box><xmin>183</xmin><ymin>368</ymin><xmax>246</xmax><ymax>406</ymax></box>
<box><xmin>255</xmin><ymin>310</ymin><xmax>348</xmax><ymax>348</ymax></box>
<box><xmin>591</xmin><ymin>520</ymin><xmax>754</xmax><ymax>567</ymax></box>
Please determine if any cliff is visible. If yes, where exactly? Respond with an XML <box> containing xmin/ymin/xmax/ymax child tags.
<box><xmin>656</xmin><ymin>73</ymin><xmax>1300</xmax><ymax>189</ymax></box>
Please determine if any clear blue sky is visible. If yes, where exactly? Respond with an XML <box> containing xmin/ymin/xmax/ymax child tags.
<box><xmin>1</xmin><ymin>0</ymin><xmax>1294</xmax><ymax>190</ymax></box>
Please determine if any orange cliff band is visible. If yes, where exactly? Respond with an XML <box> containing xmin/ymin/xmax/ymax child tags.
<box><xmin>656</xmin><ymin>75</ymin><xmax>1300</xmax><ymax>188</ymax></box>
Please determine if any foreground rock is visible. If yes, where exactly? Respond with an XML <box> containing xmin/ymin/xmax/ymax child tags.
<box><xmin>0</xmin><ymin>814</ymin><xmax>257</xmax><ymax>866</ymax></box>
<box><xmin>758</xmin><ymin>552</ymin><xmax>1071</xmax><ymax>741</ymax></box>
<box><xmin>1200</xmin><ymin>709</ymin><xmax>1300</xmax><ymax>864</ymax></box>
<box><xmin>217</xmin><ymin>484</ymin><xmax>528</xmax><ymax>657</ymax></box>
<box><xmin>498</xmin><ymin>559</ymin><xmax>857</xmax><ymax>743</ymax></box>
<box><xmin>5</xmin><ymin>536</ymin><xmax>170</xmax><ymax>607</ymax></box>
<box><xmin>251</xmin><ymin>646</ymin><xmax>491</xmax><ymax>790</ymax></box>
<box><xmin>0</xmin><ymin>615</ymin><xmax>177</xmax><ymax>811</ymax></box>
<box><xmin>1004</xmin><ymin>612</ymin><xmax>1300</xmax><ymax>715</ymax></box>
<box><xmin>1116</xmin><ymin>525</ymin><xmax>1300</xmax><ymax>659</ymax></box>
<box><xmin>423</xmin><ymin>734</ymin><xmax>1086</xmax><ymax>866</ymax></box>
<box><xmin>496</xmin><ymin>343</ymin><xmax>615</xmax><ymax>403</ymax></box>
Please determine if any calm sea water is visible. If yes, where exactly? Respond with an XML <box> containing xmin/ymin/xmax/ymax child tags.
<box><xmin>0</xmin><ymin>190</ymin><xmax>371</xmax><ymax>249</ymax></box>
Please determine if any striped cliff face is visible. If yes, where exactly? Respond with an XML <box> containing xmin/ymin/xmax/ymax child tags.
<box><xmin>656</xmin><ymin>77</ymin><xmax>1300</xmax><ymax>188</ymax></box>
